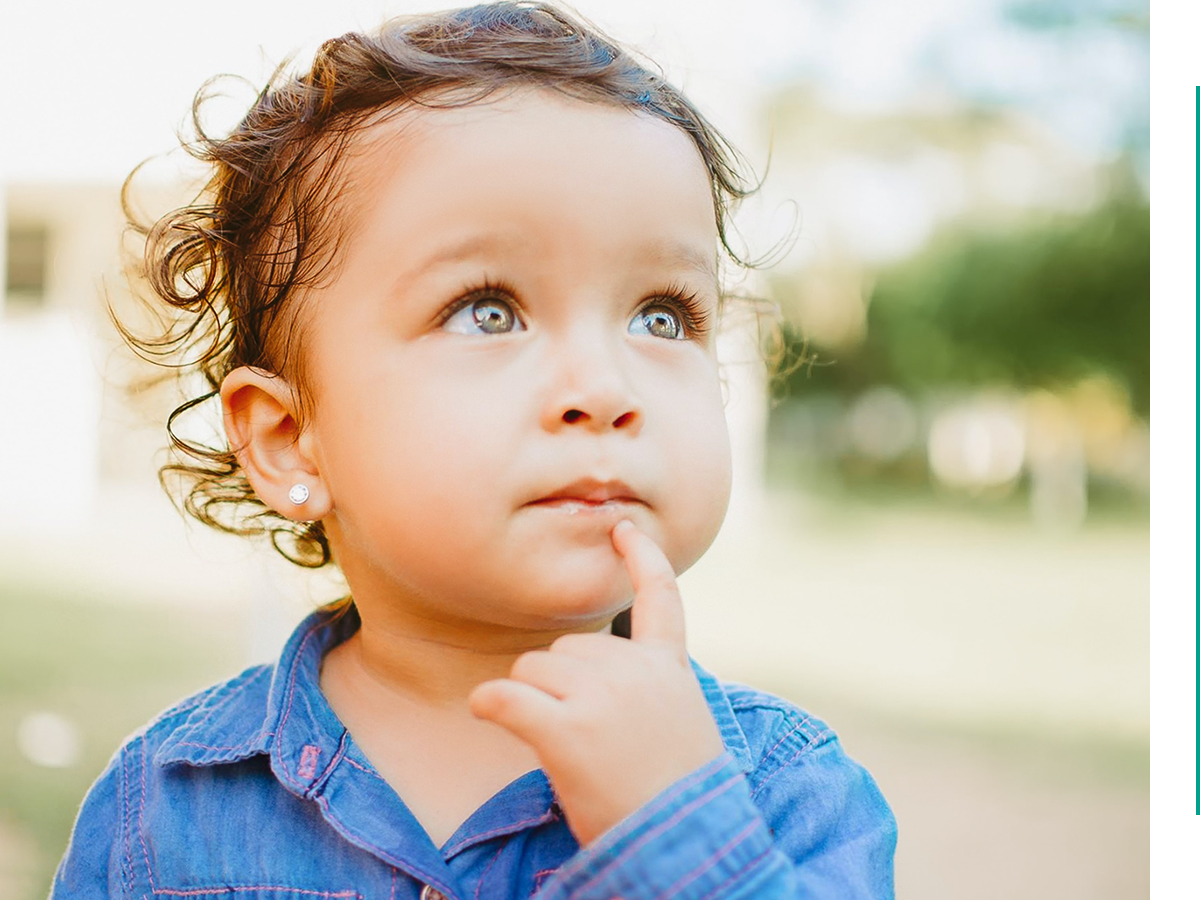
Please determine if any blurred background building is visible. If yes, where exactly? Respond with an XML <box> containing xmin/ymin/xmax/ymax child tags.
<box><xmin>0</xmin><ymin>0</ymin><xmax>1148</xmax><ymax>898</ymax></box>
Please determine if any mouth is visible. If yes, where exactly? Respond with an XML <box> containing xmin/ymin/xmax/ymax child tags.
<box><xmin>526</xmin><ymin>478</ymin><xmax>648</xmax><ymax>512</ymax></box>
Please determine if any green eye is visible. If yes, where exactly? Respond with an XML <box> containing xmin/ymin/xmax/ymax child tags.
<box><xmin>443</xmin><ymin>297</ymin><xmax>524</xmax><ymax>335</ymax></box>
<box><xmin>630</xmin><ymin>305</ymin><xmax>684</xmax><ymax>340</ymax></box>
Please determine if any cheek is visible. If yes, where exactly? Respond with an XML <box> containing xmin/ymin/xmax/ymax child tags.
<box><xmin>656</xmin><ymin>387</ymin><xmax>733</xmax><ymax>571</ymax></box>
<box><xmin>321</xmin><ymin>371</ymin><xmax>524</xmax><ymax>531</ymax></box>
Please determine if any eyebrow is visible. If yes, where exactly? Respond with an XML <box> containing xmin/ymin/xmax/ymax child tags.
<box><xmin>405</xmin><ymin>235</ymin><xmax>719</xmax><ymax>284</ymax></box>
<box><xmin>406</xmin><ymin>234</ymin><xmax>523</xmax><ymax>281</ymax></box>
<box><xmin>639</xmin><ymin>240</ymin><xmax>719</xmax><ymax>285</ymax></box>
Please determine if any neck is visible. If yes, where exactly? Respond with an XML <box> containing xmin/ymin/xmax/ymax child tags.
<box><xmin>323</xmin><ymin>604</ymin><xmax>610</xmax><ymax>711</ymax></box>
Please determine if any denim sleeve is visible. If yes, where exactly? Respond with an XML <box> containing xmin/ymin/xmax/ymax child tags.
<box><xmin>50</xmin><ymin>751</ymin><xmax>125</xmax><ymax>900</ymax></box>
<box><xmin>534</xmin><ymin>743</ymin><xmax>896</xmax><ymax>900</ymax></box>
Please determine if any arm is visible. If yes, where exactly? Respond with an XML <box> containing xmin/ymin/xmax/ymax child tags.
<box><xmin>50</xmin><ymin>752</ymin><xmax>125</xmax><ymax>900</ymax></box>
<box><xmin>534</xmin><ymin>741</ymin><xmax>895</xmax><ymax>900</ymax></box>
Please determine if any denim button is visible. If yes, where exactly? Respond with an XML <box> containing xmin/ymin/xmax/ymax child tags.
<box><xmin>420</xmin><ymin>886</ymin><xmax>449</xmax><ymax>900</ymax></box>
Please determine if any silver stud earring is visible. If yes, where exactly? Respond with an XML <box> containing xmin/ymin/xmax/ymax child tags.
<box><xmin>288</xmin><ymin>484</ymin><xmax>310</xmax><ymax>505</ymax></box>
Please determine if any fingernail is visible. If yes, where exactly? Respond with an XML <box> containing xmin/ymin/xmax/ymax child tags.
<box><xmin>612</xmin><ymin>519</ymin><xmax>634</xmax><ymax>535</ymax></box>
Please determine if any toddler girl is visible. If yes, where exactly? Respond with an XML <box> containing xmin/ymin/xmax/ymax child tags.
<box><xmin>54</xmin><ymin>3</ymin><xmax>895</xmax><ymax>898</ymax></box>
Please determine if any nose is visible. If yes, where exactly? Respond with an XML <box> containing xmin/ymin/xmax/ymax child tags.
<box><xmin>541</xmin><ymin>331</ymin><xmax>643</xmax><ymax>435</ymax></box>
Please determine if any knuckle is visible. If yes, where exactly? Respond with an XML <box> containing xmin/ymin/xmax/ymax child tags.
<box><xmin>509</xmin><ymin>651</ymin><xmax>543</xmax><ymax>681</ymax></box>
<box><xmin>648</xmin><ymin>570</ymin><xmax>680</xmax><ymax>595</ymax></box>
<box><xmin>549</xmin><ymin>634</ymin><xmax>579</xmax><ymax>653</ymax></box>
<box><xmin>551</xmin><ymin>632</ymin><xmax>604</xmax><ymax>655</ymax></box>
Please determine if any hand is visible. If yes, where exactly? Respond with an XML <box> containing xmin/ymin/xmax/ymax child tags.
<box><xmin>468</xmin><ymin>520</ymin><xmax>726</xmax><ymax>846</ymax></box>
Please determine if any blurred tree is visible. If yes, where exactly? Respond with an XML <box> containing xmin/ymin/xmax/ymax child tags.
<box><xmin>772</xmin><ymin>162</ymin><xmax>1149</xmax><ymax>417</ymax></box>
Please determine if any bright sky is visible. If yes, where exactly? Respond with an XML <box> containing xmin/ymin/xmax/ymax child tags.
<box><xmin>0</xmin><ymin>0</ymin><xmax>1146</xmax><ymax>182</ymax></box>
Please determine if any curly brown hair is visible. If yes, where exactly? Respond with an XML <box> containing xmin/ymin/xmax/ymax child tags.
<box><xmin>117</xmin><ymin>0</ymin><xmax>759</xmax><ymax>571</ymax></box>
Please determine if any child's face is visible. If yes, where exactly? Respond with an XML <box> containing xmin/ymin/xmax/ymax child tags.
<box><xmin>302</xmin><ymin>89</ymin><xmax>732</xmax><ymax>631</ymax></box>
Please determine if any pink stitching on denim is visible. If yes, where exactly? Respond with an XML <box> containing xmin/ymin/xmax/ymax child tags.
<box><xmin>140</xmin><ymin>689</ymin><xmax>209</xmax><ymax>737</ymax></box>
<box><xmin>568</xmin><ymin>774</ymin><xmax>741</xmax><ymax>896</ymax></box>
<box><xmin>340</xmin><ymin>755</ymin><xmax>389</xmax><ymax>784</ymax></box>
<box><xmin>151</xmin><ymin>888</ymin><xmax>358</xmax><ymax>897</ymax></box>
<box><xmin>758</xmin><ymin>714</ymin><xmax>812</xmax><ymax>767</ymax></box>
<box><xmin>137</xmin><ymin>732</ymin><xmax>358</xmax><ymax>900</ymax></box>
<box><xmin>612</xmin><ymin>753</ymin><xmax>724</xmax><ymax>830</ymax></box>
<box><xmin>531</xmin><ymin>865</ymin><xmax>559</xmax><ymax>895</ymax></box>
<box><xmin>298</xmin><ymin>745</ymin><xmax>320</xmax><ymax>780</ymax></box>
<box><xmin>302</xmin><ymin>731</ymin><xmax>347</xmax><ymax>797</ymax></box>
<box><xmin>444</xmin><ymin>811</ymin><xmax>551</xmax><ymax>858</ymax></box>
<box><xmin>174</xmin><ymin>666</ymin><xmax>271</xmax><ymax>751</ymax></box>
<box><xmin>122</xmin><ymin>745</ymin><xmax>133</xmax><ymax>897</ymax></box>
<box><xmin>474</xmin><ymin>840</ymin><xmax>509</xmax><ymax>900</ymax></box>
<box><xmin>278</xmin><ymin>628</ymin><xmax>319</xmax><ymax>733</ymax></box>
<box><xmin>390</xmin><ymin>868</ymin><xmax>397</xmax><ymax>900</ymax></box>
<box><xmin>139</xmin><ymin>736</ymin><xmax>158</xmax><ymax>891</ymax></box>
<box><xmin>691</xmin><ymin>845</ymin><xmax>774</xmax><ymax>900</ymax></box>
<box><xmin>275</xmin><ymin>626</ymin><xmax>321</xmax><ymax>783</ymax></box>
<box><xmin>172</xmin><ymin>736</ymin><xmax>275</xmax><ymax>754</ymax></box>
<box><xmin>750</xmin><ymin>728</ymin><xmax>832</xmax><ymax>799</ymax></box>
<box><xmin>132</xmin><ymin>642</ymin><xmax>358</xmax><ymax>900</ymax></box>
<box><xmin>314</xmin><ymin>794</ymin><xmax>451</xmax><ymax>897</ymax></box>
<box><xmin>548</xmin><ymin>755</ymin><xmax>731</xmax><ymax>886</ymax></box>
<box><xmin>659</xmin><ymin>819</ymin><xmax>760</xmax><ymax>898</ymax></box>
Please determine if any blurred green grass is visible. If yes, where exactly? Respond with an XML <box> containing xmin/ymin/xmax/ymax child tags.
<box><xmin>0</xmin><ymin>578</ymin><xmax>241</xmax><ymax>900</ymax></box>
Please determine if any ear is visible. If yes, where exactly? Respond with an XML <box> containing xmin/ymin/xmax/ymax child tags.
<box><xmin>220</xmin><ymin>366</ymin><xmax>331</xmax><ymax>522</ymax></box>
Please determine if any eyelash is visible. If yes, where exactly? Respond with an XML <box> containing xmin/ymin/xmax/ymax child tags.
<box><xmin>436</xmin><ymin>278</ymin><xmax>713</xmax><ymax>340</ymax></box>
<box><xmin>435</xmin><ymin>277</ymin><xmax>524</xmax><ymax>327</ymax></box>
<box><xmin>644</xmin><ymin>283</ymin><xmax>712</xmax><ymax>341</ymax></box>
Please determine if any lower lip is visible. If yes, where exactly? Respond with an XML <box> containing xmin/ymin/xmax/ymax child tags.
<box><xmin>528</xmin><ymin>499</ymin><xmax>643</xmax><ymax>516</ymax></box>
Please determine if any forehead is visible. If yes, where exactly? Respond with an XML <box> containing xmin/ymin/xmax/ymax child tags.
<box><xmin>333</xmin><ymin>88</ymin><xmax>719</xmax><ymax>276</ymax></box>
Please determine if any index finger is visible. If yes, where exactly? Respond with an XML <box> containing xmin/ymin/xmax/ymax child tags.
<box><xmin>609</xmin><ymin>519</ymin><xmax>687</xmax><ymax>653</ymax></box>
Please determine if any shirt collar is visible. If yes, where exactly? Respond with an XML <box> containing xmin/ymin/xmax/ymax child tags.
<box><xmin>154</xmin><ymin>606</ymin><xmax>756</xmax><ymax>780</ymax></box>
<box><xmin>153</xmin><ymin>607</ymin><xmax>354</xmax><ymax>775</ymax></box>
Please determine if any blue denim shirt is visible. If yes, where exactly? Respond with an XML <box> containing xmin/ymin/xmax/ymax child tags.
<box><xmin>53</xmin><ymin>608</ymin><xmax>895</xmax><ymax>899</ymax></box>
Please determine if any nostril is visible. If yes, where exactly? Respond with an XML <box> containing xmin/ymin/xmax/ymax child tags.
<box><xmin>613</xmin><ymin>411</ymin><xmax>636</xmax><ymax>429</ymax></box>
<box><xmin>563</xmin><ymin>409</ymin><xmax>585</xmax><ymax>424</ymax></box>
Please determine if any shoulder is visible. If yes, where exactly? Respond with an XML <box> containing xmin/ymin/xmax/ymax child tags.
<box><xmin>52</xmin><ymin>664</ymin><xmax>277</xmax><ymax>898</ymax></box>
<box><xmin>697</xmin><ymin>667</ymin><xmax>892</xmax><ymax>814</ymax></box>
<box><xmin>79</xmin><ymin>660</ymin><xmax>277</xmax><ymax>791</ymax></box>
<box><xmin>62</xmin><ymin>661</ymin><xmax>279</xmax><ymax>827</ymax></box>
<box><xmin>706</xmin><ymin>676</ymin><xmax>897</xmax><ymax>880</ymax></box>
<box><xmin>691</xmin><ymin>660</ymin><xmax>840</xmax><ymax>787</ymax></box>
<box><xmin>720</xmin><ymin>681</ymin><xmax>838</xmax><ymax>770</ymax></box>
<box><xmin>723</xmin><ymin>681</ymin><xmax>840</xmax><ymax>773</ymax></box>
<box><xmin>57</xmin><ymin>662</ymin><xmax>277</xmax><ymax>783</ymax></box>
<box><xmin>720</xmin><ymin>681</ymin><xmax>872</xmax><ymax>807</ymax></box>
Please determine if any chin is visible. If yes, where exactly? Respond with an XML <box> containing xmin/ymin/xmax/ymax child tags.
<box><xmin>511</xmin><ymin>563</ymin><xmax>634</xmax><ymax>628</ymax></box>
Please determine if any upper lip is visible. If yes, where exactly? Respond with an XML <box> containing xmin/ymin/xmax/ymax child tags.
<box><xmin>529</xmin><ymin>478</ymin><xmax>646</xmax><ymax>505</ymax></box>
